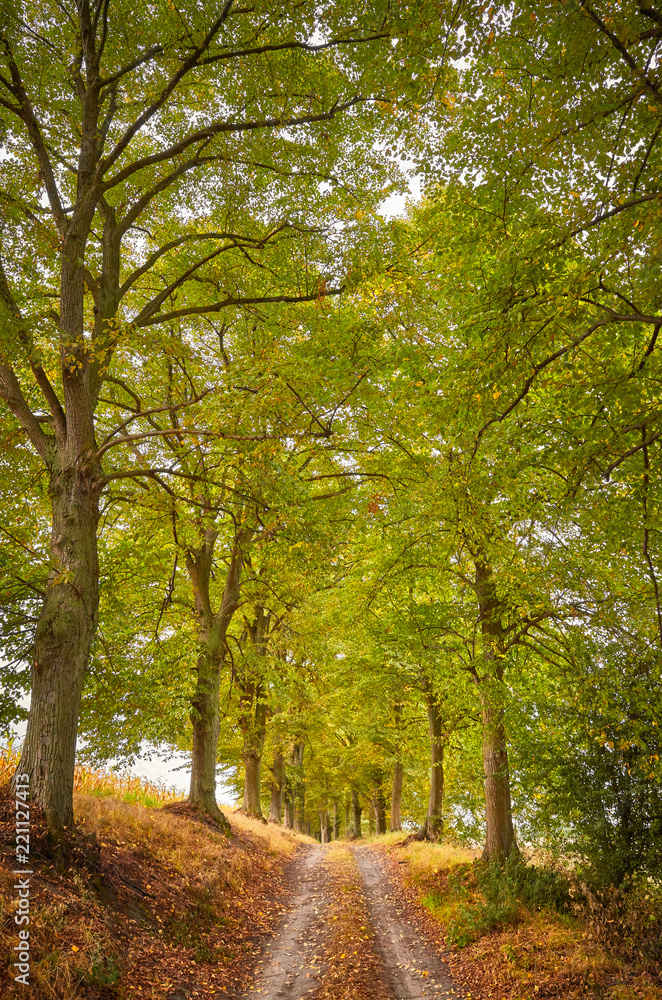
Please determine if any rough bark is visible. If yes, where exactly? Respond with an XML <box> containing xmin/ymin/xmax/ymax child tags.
<box><xmin>374</xmin><ymin>785</ymin><xmax>387</xmax><ymax>836</ymax></box>
<box><xmin>239</xmin><ymin>690</ymin><xmax>267</xmax><ymax>818</ymax></box>
<box><xmin>390</xmin><ymin>702</ymin><xmax>403</xmax><ymax>832</ymax></box>
<box><xmin>243</xmin><ymin>745</ymin><xmax>264</xmax><ymax>817</ymax></box>
<box><xmin>333</xmin><ymin>800</ymin><xmax>339</xmax><ymax>840</ymax></box>
<box><xmin>390</xmin><ymin>760</ymin><xmax>403</xmax><ymax>832</ymax></box>
<box><xmin>291</xmin><ymin>739</ymin><xmax>305</xmax><ymax>832</ymax></box>
<box><xmin>421</xmin><ymin>690</ymin><xmax>444</xmax><ymax>841</ymax></box>
<box><xmin>187</xmin><ymin>527</ymin><xmax>248</xmax><ymax>830</ymax></box>
<box><xmin>352</xmin><ymin>788</ymin><xmax>363</xmax><ymax>838</ymax></box>
<box><xmin>344</xmin><ymin>799</ymin><xmax>350</xmax><ymax>838</ymax></box>
<box><xmin>188</xmin><ymin>649</ymin><xmax>222</xmax><ymax>820</ymax></box>
<box><xmin>238</xmin><ymin>606</ymin><xmax>270</xmax><ymax>819</ymax></box>
<box><xmin>320</xmin><ymin>809</ymin><xmax>329</xmax><ymax>843</ymax></box>
<box><xmin>268</xmin><ymin>751</ymin><xmax>285</xmax><ymax>824</ymax></box>
<box><xmin>283</xmin><ymin>778</ymin><xmax>294</xmax><ymax>829</ymax></box>
<box><xmin>18</xmin><ymin>463</ymin><xmax>101</xmax><ymax>841</ymax></box>
<box><xmin>480</xmin><ymin>687</ymin><xmax>516</xmax><ymax>860</ymax></box>
<box><xmin>475</xmin><ymin>560</ymin><xmax>518</xmax><ymax>860</ymax></box>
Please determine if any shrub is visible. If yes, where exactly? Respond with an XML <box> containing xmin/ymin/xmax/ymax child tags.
<box><xmin>446</xmin><ymin>853</ymin><xmax>572</xmax><ymax>947</ymax></box>
<box><xmin>573</xmin><ymin>874</ymin><xmax>662</xmax><ymax>978</ymax></box>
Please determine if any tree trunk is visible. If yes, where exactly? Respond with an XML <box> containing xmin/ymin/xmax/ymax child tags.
<box><xmin>189</xmin><ymin>648</ymin><xmax>224</xmax><ymax>823</ymax></box>
<box><xmin>344</xmin><ymin>798</ymin><xmax>350</xmax><ymax>837</ymax></box>
<box><xmin>390</xmin><ymin>760</ymin><xmax>403</xmax><ymax>832</ymax></box>
<box><xmin>320</xmin><ymin>809</ymin><xmax>328</xmax><ymax>843</ymax></box>
<box><xmin>422</xmin><ymin>690</ymin><xmax>444</xmax><ymax>841</ymax></box>
<box><xmin>238</xmin><ymin>606</ymin><xmax>269</xmax><ymax>819</ymax></box>
<box><xmin>187</xmin><ymin>527</ymin><xmax>247</xmax><ymax>830</ymax></box>
<box><xmin>374</xmin><ymin>785</ymin><xmax>387</xmax><ymax>835</ymax></box>
<box><xmin>243</xmin><ymin>748</ymin><xmax>263</xmax><ymax>817</ymax></box>
<box><xmin>480</xmin><ymin>685</ymin><xmax>516</xmax><ymax>860</ymax></box>
<box><xmin>368</xmin><ymin>796</ymin><xmax>375</xmax><ymax>835</ymax></box>
<box><xmin>283</xmin><ymin>775</ymin><xmax>294</xmax><ymax>828</ymax></box>
<box><xmin>475</xmin><ymin>560</ymin><xmax>517</xmax><ymax>860</ymax></box>
<box><xmin>268</xmin><ymin>751</ymin><xmax>284</xmax><ymax>824</ymax></box>
<box><xmin>352</xmin><ymin>788</ymin><xmax>362</xmax><ymax>838</ymax></box>
<box><xmin>291</xmin><ymin>739</ymin><xmax>305</xmax><ymax>832</ymax></box>
<box><xmin>18</xmin><ymin>464</ymin><xmax>101</xmax><ymax>841</ymax></box>
<box><xmin>240</xmin><ymin>697</ymin><xmax>267</xmax><ymax>818</ymax></box>
<box><xmin>333</xmin><ymin>800</ymin><xmax>339</xmax><ymax>840</ymax></box>
<box><xmin>390</xmin><ymin>701</ymin><xmax>403</xmax><ymax>832</ymax></box>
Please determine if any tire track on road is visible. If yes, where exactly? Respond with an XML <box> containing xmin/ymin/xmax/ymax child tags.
<box><xmin>353</xmin><ymin>845</ymin><xmax>459</xmax><ymax>1000</ymax></box>
<box><xmin>241</xmin><ymin>846</ymin><xmax>328</xmax><ymax>1000</ymax></box>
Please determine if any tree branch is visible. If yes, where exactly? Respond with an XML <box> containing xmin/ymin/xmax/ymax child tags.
<box><xmin>98</xmin><ymin>1</ymin><xmax>236</xmax><ymax>176</ymax></box>
<box><xmin>98</xmin><ymin>390</ymin><xmax>213</xmax><ymax>447</ymax></box>
<box><xmin>580</xmin><ymin>1</ymin><xmax>662</xmax><ymax>107</ymax></box>
<box><xmin>0</xmin><ymin>364</ymin><xmax>51</xmax><ymax>462</ymax></box>
<box><xmin>134</xmin><ymin>285</ymin><xmax>344</xmax><ymax>328</ymax></box>
<box><xmin>0</xmin><ymin>34</ymin><xmax>66</xmax><ymax>231</ymax></box>
<box><xmin>199</xmin><ymin>30</ymin><xmax>391</xmax><ymax>66</ymax></box>
<box><xmin>472</xmin><ymin>318</ymin><xmax>610</xmax><ymax>457</ymax></box>
<box><xmin>99</xmin><ymin>43</ymin><xmax>163</xmax><ymax>92</ymax></box>
<box><xmin>102</xmin><ymin>97</ymin><xmax>369</xmax><ymax>191</ymax></box>
<box><xmin>567</xmin><ymin>190</ymin><xmax>662</xmax><ymax>238</ymax></box>
<box><xmin>0</xmin><ymin>257</ymin><xmax>67</xmax><ymax>441</ymax></box>
<box><xmin>119</xmin><ymin>227</ymin><xmax>285</xmax><ymax>300</ymax></box>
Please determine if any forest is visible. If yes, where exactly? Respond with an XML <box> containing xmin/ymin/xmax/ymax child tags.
<box><xmin>0</xmin><ymin>1</ymin><xmax>661</xmax><ymax>998</ymax></box>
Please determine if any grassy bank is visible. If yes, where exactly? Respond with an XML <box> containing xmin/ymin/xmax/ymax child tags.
<box><xmin>377</xmin><ymin>835</ymin><xmax>662</xmax><ymax>1000</ymax></box>
<box><xmin>0</xmin><ymin>747</ymin><xmax>309</xmax><ymax>1000</ymax></box>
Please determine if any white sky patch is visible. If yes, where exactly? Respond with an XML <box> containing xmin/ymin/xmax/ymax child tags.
<box><xmin>378</xmin><ymin>160</ymin><xmax>422</xmax><ymax>219</ymax></box>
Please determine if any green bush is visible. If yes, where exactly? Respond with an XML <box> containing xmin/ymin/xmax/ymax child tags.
<box><xmin>446</xmin><ymin>853</ymin><xmax>572</xmax><ymax>947</ymax></box>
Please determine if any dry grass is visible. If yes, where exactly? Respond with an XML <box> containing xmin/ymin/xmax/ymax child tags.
<box><xmin>393</xmin><ymin>836</ymin><xmax>478</xmax><ymax>876</ymax></box>
<box><xmin>0</xmin><ymin>756</ymin><xmax>312</xmax><ymax>1000</ymax></box>
<box><xmin>0</xmin><ymin>742</ymin><xmax>183</xmax><ymax>808</ymax></box>
<box><xmin>226</xmin><ymin>806</ymin><xmax>317</xmax><ymax>854</ymax></box>
<box><xmin>74</xmin><ymin>794</ymin><xmax>301</xmax><ymax>874</ymax></box>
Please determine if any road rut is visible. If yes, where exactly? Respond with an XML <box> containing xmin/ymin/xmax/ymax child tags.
<box><xmin>241</xmin><ymin>846</ymin><xmax>328</xmax><ymax>999</ymax></box>
<box><xmin>353</xmin><ymin>846</ymin><xmax>457</xmax><ymax>1000</ymax></box>
<box><xmin>242</xmin><ymin>843</ymin><xmax>458</xmax><ymax>1000</ymax></box>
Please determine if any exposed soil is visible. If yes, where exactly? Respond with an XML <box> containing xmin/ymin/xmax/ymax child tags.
<box><xmin>241</xmin><ymin>846</ymin><xmax>330</xmax><ymax>999</ymax></box>
<box><xmin>242</xmin><ymin>843</ymin><xmax>458</xmax><ymax>1000</ymax></box>
<box><xmin>354</xmin><ymin>845</ymin><xmax>458</xmax><ymax>999</ymax></box>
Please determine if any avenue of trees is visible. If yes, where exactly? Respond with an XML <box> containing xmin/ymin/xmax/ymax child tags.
<box><xmin>1</xmin><ymin>1</ymin><xmax>661</xmax><ymax>887</ymax></box>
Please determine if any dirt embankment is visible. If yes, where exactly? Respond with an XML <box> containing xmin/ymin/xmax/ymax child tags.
<box><xmin>0</xmin><ymin>792</ymin><xmax>307</xmax><ymax>1000</ymax></box>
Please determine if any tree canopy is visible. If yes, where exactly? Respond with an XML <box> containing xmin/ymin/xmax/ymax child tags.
<box><xmin>1</xmin><ymin>0</ymin><xmax>661</xmax><ymax>882</ymax></box>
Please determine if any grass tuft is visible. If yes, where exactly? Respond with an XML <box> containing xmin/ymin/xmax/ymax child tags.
<box><xmin>0</xmin><ymin>741</ymin><xmax>183</xmax><ymax>808</ymax></box>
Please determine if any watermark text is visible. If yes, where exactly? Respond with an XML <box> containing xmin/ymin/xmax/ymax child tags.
<box><xmin>13</xmin><ymin>773</ymin><xmax>31</xmax><ymax>986</ymax></box>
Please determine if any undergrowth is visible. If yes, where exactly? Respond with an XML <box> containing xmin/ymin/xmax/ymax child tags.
<box><xmin>387</xmin><ymin>835</ymin><xmax>662</xmax><ymax>998</ymax></box>
<box><xmin>445</xmin><ymin>853</ymin><xmax>572</xmax><ymax>946</ymax></box>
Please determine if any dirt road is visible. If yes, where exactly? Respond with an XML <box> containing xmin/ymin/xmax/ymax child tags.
<box><xmin>354</xmin><ymin>845</ymin><xmax>457</xmax><ymax>999</ymax></box>
<box><xmin>242</xmin><ymin>843</ymin><xmax>457</xmax><ymax>1000</ymax></box>
<box><xmin>243</xmin><ymin>846</ymin><xmax>329</xmax><ymax>999</ymax></box>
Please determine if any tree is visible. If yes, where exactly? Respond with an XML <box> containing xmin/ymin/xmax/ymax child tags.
<box><xmin>0</xmin><ymin>0</ymin><xmax>446</xmax><ymax>840</ymax></box>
